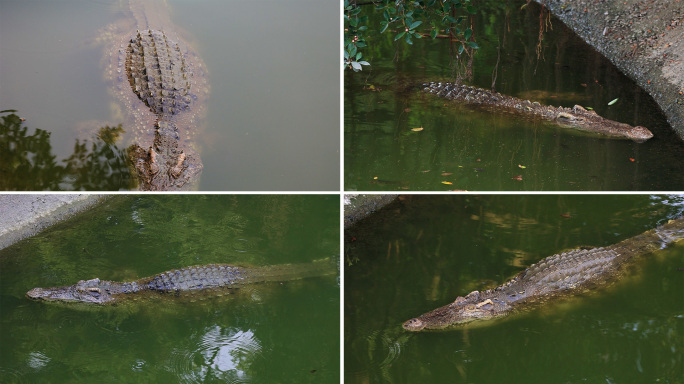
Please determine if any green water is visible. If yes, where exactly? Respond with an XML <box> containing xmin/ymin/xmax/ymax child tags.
<box><xmin>344</xmin><ymin>195</ymin><xmax>684</xmax><ymax>383</ymax></box>
<box><xmin>344</xmin><ymin>1</ymin><xmax>684</xmax><ymax>191</ymax></box>
<box><xmin>0</xmin><ymin>195</ymin><xmax>339</xmax><ymax>383</ymax></box>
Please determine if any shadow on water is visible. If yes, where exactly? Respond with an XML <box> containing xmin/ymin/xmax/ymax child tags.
<box><xmin>0</xmin><ymin>110</ymin><xmax>134</xmax><ymax>190</ymax></box>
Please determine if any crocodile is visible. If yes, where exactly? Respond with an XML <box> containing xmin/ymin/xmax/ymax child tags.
<box><xmin>403</xmin><ymin>217</ymin><xmax>684</xmax><ymax>331</ymax></box>
<box><xmin>422</xmin><ymin>82</ymin><xmax>654</xmax><ymax>142</ymax></box>
<box><xmin>27</xmin><ymin>261</ymin><xmax>333</xmax><ymax>305</ymax></box>
<box><xmin>105</xmin><ymin>0</ymin><xmax>208</xmax><ymax>190</ymax></box>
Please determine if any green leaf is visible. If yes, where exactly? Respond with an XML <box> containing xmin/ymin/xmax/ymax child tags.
<box><xmin>430</xmin><ymin>29</ymin><xmax>438</xmax><ymax>39</ymax></box>
<box><xmin>409</xmin><ymin>21</ymin><xmax>423</xmax><ymax>30</ymax></box>
<box><xmin>458</xmin><ymin>44</ymin><xmax>465</xmax><ymax>54</ymax></box>
<box><xmin>608</xmin><ymin>98</ymin><xmax>619</xmax><ymax>106</ymax></box>
<box><xmin>351</xmin><ymin>61</ymin><xmax>362</xmax><ymax>71</ymax></box>
<box><xmin>395</xmin><ymin>31</ymin><xmax>407</xmax><ymax>41</ymax></box>
<box><xmin>467</xmin><ymin>41</ymin><xmax>479</xmax><ymax>49</ymax></box>
<box><xmin>358</xmin><ymin>61</ymin><xmax>370</xmax><ymax>66</ymax></box>
<box><xmin>585</xmin><ymin>106</ymin><xmax>594</xmax><ymax>110</ymax></box>
<box><xmin>405</xmin><ymin>35</ymin><xmax>413</xmax><ymax>45</ymax></box>
<box><xmin>444</xmin><ymin>15</ymin><xmax>457</xmax><ymax>23</ymax></box>
<box><xmin>356</xmin><ymin>41</ymin><xmax>367</xmax><ymax>47</ymax></box>
<box><xmin>355</xmin><ymin>52</ymin><xmax>362</xmax><ymax>60</ymax></box>
<box><xmin>380</xmin><ymin>21</ymin><xmax>389</xmax><ymax>34</ymax></box>
<box><xmin>464</xmin><ymin>28</ymin><xmax>472</xmax><ymax>40</ymax></box>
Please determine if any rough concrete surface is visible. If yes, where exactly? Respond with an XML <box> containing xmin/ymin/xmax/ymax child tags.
<box><xmin>0</xmin><ymin>194</ymin><xmax>105</xmax><ymax>250</ymax></box>
<box><xmin>344</xmin><ymin>194</ymin><xmax>399</xmax><ymax>229</ymax></box>
<box><xmin>535</xmin><ymin>0</ymin><xmax>684</xmax><ymax>138</ymax></box>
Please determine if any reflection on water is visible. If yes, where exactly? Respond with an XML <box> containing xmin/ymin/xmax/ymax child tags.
<box><xmin>0</xmin><ymin>110</ymin><xmax>133</xmax><ymax>190</ymax></box>
<box><xmin>0</xmin><ymin>0</ymin><xmax>340</xmax><ymax>191</ymax></box>
<box><xmin>185</xmin><ymin>326</ymin><xmax>260</xmax><ymax>382</ymax></box>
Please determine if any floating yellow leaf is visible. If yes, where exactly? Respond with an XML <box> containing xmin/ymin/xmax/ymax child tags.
<box><xmin>411</xmin><ymin>127</ymin><xmax>424</xmax><ymax>131</ymax></box>
<box><xmin>518</xmin><ymin>164</ymin><xmax>526</xmax><ymax>169</ymax></box>
<box><xmin>441</xmin><ymin>181</ymin><xmax>453</xmax><ymax>185</ymax></box>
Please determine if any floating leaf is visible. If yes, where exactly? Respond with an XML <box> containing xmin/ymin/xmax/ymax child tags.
<box><xmin>629</xmin><ymin>158</ymin><xmax>635</xmax><ymax>162</ymax></box>
<box><xmin>512</xmin><ymin>175</ymin><xmax>523</xmax><ymax>181</ymax></box>
<box><xmin>518</xmin><ymin>164</ymin><xmax>526</xmax><ymax>169</ymax></box>
<box><xmin>585</xmin><ymin>106</ymin><xmax>594</xmax><ymax>110</ymax></box>
<box><xmin>441</xmin><ymin>172</ymin><xmax>453</xmax><ymax>176</ymax></box>
<box><xmin>441</xmin><ymin>181</ymin><xmax>453</xmax><ymax>185</ymax></box>
<box><xmin>411</xmin><ymin>127</ymin><xmax>423</xmax><ymax>131</ymax></box>
<box><xmin>560</xmin><ymin>214</ymin><xmax>571</xmax><ymax>218</ymax></box>
<box><xmin>608</xmin><ymin>98</ymin><xmax>619</xmax><ymax>105</ymax></box>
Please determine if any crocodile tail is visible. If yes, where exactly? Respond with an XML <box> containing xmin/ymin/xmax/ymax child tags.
<box><xmin>250</xmin><ymin>259</ymin><xmax>337</xmax><ymax>283</ymax></box>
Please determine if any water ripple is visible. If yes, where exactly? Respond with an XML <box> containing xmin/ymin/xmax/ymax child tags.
<box><xmin>166</xmin><ymin>325</ymin><xmax>263</xmax><ymax>384</ymax></box>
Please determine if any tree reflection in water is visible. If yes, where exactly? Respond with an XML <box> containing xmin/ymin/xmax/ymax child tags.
<box><xmin>0</xmin><ymin>109</ymin><xmax>134</xmax><ymax>190</ymax></box>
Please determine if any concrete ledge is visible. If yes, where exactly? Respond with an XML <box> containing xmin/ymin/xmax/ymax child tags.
<box><xmin>344</xmin><ymin>194</ymin><xmax>398</xmax><ymax>229</ymax></box>
<box><xmin>535</xmin><ymin>0</ymin><xmax>684</xmax><ymax>139</ymax></box>
<box><xmin>0</xmin><ymin>194</ymin><xmax>105</xmax><ymax>250</ymax></box>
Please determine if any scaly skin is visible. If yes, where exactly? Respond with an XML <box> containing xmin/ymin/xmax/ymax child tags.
<box><xmin>124</xmin><ymin>29</ymin><xmax>202</xmax><ymax>190</ymax></box>
<box><xmin>27</xmin><ymin>261</ymin><xmax>334</xmax><ymax>305</ymax></box>
<box><xmin>403</xmin><ymin>217</ymin><xmax>684</xmax><ymax>331</ymax></box>
<box><xmin>423</xmin><ymin>82</ymin><xmax>654</xmax><ymax>142</ymax></box>
<box><xmin>129</xmin><ymin>121</ymin><xmax>202</xmax><ymax>191</ymax></box>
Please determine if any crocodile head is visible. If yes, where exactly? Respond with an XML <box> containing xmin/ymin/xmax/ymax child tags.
<box><xmin>130</xmin><ymin>121</ymin><xmax>203</xmax><ymax>191</ymax></box>
<box><xmin>403</xmin><ymin>290</ymin><xmax>511</xmax><ymax>331</ymax></box>
<box><xmin>555</xmin><ymin>105</ymin><xmax>653</xmax><ymax>142</ymax></box>
<box><xmin>26</xmin><ymin>278</ymin><xmax>115</xmax><ymax>304</ymax></box>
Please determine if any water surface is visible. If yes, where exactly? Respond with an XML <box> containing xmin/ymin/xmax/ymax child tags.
<box><xmin>0</xmin><ymin>195</ymin><xmax>339</xmax><ymax>383</ymax></box>
<box><xmin>345</xmin><ymin>195</ymin><xmax>684</xmax><ymax>383</ymax></box>
<box><xmin>0</xmin><ymin>0</ymin><xmax>339</xmax><ymax>190</ymax></box>
<box><xmin>344</xmin><ymin>1</ymin><xmax>684</xmax><ymax>191</ymax></box>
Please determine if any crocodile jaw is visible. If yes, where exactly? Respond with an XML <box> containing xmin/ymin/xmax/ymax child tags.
<box><xmin>26</xmin><ymin>278</ymin><xmax>114</xmax><ymax>304</ymax></box>
<box><xmin>555</xmin><ymin>105</ymin><xmax>654</xmax><ymax>142</ymax></box>
<box><xmin>403</xmin><ymin>291</ymin><xmax>510</xmax><ymax>331</ymax></box>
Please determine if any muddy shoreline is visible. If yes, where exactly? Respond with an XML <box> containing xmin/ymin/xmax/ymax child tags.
<box><xmin>534</xmin><ymin>0</ymin><xmax>684</xmax><ymax>139</ymax></box>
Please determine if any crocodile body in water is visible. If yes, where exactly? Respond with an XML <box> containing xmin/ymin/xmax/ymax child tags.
<box><xmin>105</xmin><ymin>0</ymin><xmax>208</xmax><ymax>190</ymax></box>
<box><xmin>403</xmin><ymin>217</ymin><xmax>684</xmax><ymax>331</ymax></box>
<box><xmin>422</xmin><ymin>82</ymin><xmax>654</xmax><ymax>142</ymax></box>
<box><xmin>27</xmin><ymin>261</ymin><xmax>333</xmax><ymax>305</ymax></box>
